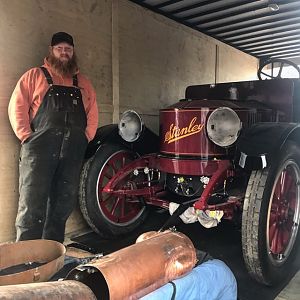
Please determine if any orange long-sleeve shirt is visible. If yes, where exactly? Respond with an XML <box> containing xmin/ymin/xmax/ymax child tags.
<box><xmin>8</xmin><ymin>58</ymin><xmax>98</xmax><ymax>142</ymax></box>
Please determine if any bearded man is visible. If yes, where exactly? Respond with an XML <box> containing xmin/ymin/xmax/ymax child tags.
<box><xmin>8</xmin><ymin>32</ymin><xmax>98</xmax><ymax>243</ymax></box>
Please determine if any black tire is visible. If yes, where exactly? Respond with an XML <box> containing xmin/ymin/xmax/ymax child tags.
<box><xmin>242</xmin><ymin>142</ymin><xmax>300</xmax><ymax>285</ymax></box>
<box><xmin>79</xmin><ymin>143</ymin><xmax>148</xmax><ymax>238</ymax></box>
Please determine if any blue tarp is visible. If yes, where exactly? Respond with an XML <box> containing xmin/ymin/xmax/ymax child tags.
<box><xmin>140</xmin><ymin>259</ymin><xmax>237</xmax><ymax>300</ymax></box>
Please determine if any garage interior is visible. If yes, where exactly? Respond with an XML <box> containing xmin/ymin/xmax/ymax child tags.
<box><xmin>0</xmin><ymin>0</ymin><xmax>300</xmax><ymax>299</ymax></box>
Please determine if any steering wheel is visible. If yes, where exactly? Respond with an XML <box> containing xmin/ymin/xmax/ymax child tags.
<box><xmin>257</xmin><ymin>58</ymin><xmax>300</xmax><ymax>80</ymax></box>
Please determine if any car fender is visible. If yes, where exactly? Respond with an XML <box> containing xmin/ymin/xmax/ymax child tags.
<box><xmin>85</xmin><ymin>124</ymin><xmax>159</xmax><ymax>159</ymax></box>
<box><xmin>236</xmin><ymin>122</ymin><xmax>300</xmax><ymax>170</ymax></box>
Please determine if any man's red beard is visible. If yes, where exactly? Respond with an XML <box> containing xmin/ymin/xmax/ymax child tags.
<box><xmin>47</xmin><ymin>51</ymin><xmax>78</xmax><ymax>77</ymax></box>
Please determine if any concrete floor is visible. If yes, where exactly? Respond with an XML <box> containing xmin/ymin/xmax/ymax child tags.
<box><xmin>276</xmin><ymin>271</ymin><xmax>300</xmax><ymax>300</ymax></box>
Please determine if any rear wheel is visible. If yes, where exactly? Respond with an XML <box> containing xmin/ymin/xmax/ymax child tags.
<box><xmin>242</xmin><ymin>142</ymin><xmax>300</xmax><ymax>285</ymax></box>
<box><xmin>79</xmin><ymin>143</ymin><xmax>148</xmax><ymax>238</ymax></box>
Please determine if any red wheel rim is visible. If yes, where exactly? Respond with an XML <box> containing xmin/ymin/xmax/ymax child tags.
<box><xmin>96</xmin><ymin>150</ymin><xmax>146</xmax><ymax>225</ymax></box>
<box><xmin>267</xmin><ymin>160</ymin><xmax>300</xmax><ymax>264</ymax></box>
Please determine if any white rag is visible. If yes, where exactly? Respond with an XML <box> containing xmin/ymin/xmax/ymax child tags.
<box><xmin>169</xmin><ymin>202</ymin><xmax>224</xmax><ymax>228</ymax></box>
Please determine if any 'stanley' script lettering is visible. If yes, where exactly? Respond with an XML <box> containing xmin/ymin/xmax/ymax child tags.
<box><xmin>164</xmin><ymin>117</ymin><xmax>204</xmax><ymax>144</ymax></box>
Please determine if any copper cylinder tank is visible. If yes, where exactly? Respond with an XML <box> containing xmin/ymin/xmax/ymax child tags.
<box><xmin>0</xmin><ymin>280</ymin><xmax>96</xmax><ymax>300</ymax></box>
<box><xmin>66</xmin><ymin>230</ymin><xmax>197</xmax><ymax>300</ymax></box>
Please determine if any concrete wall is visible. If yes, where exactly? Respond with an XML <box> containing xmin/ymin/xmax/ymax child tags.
<box><xmin>0</xmin><ymin>0</ymin><xmax>258</xmax><ymax>242</ymax></box>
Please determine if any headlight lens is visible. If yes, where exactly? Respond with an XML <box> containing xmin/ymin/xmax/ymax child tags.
<box><xmin>206</xmin><ymin>107</ymin><xmax>241</xmax><ymax>147</ymax></box>
<box><xmin>118</xmin><ymin>110</ymin><xmax>143</xmax><ymax>142</ymax></box>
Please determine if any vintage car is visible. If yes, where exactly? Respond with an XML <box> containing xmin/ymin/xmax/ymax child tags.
<box><xmin>79</xmin><ymin>59</ymin><xmax>300</xmax><ymax>286</ymax></box>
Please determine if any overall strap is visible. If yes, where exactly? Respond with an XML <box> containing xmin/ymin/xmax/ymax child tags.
<box><xmin>73</xmin><ymin>74</ymin><xmax>78</xmax><ymax>87</ymax></box>
<box><xmin>40</xmin><ymin>67</ymin><xmax>53</xmax><ymax>85</ymax></box>
<box><xmin>40</xmin><ymin>66</ymin><xmax>78</xmax><ymax>87</ymax></box>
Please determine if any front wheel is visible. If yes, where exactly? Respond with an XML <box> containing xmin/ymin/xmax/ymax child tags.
<box><xmin>79</xmin><ymin>143</ymin><xmax>148</xmax><ymax>238</ymax></box>
<box><xmin>242</xmin><ymin>142</ymin><xmax>300</xmax><ymax>285</ymax></box>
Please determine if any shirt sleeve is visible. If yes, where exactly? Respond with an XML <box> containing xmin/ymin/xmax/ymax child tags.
<box><xmin>8</xmin><ymin>71</ymin><xmax>33</xmax><ymax>143</ymax></box>
<box><xmin>84</xmin><ymin>81</ymin><xmax>99</xmax><ymax>142</ymax></box>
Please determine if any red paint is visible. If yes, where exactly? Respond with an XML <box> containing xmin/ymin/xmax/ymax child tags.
<box><xmin>160</xmin><ymin>109</ymin><xmax>225</xmax><ymax>156</ymax></box>
<box><xmin>269</xmin><ymin>164</ymin><xmax>298</xmax><ymax>255</ymax></box>
<box><xmin>98</xmin><ymin>150</ymin><xmax>146</xmax><ymax>223</ymax></box>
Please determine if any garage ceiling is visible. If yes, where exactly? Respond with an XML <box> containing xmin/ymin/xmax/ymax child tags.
<box><xmin>130</xmin><ymin>0</ymin><xmax>300</xmax><ymax>63</ymax></box>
